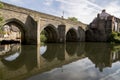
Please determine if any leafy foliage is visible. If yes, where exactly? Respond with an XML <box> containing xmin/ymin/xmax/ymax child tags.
<box><xmin>0</xmin><ymin>16</ymin><xmax>3</xmax><ymax>26</ymax></box>
<box><xmin>0</xmin><ymin>2</ymin><xmax>4</xmax><ymax>26</ymax></box>
<box><xmin>0</xmin><ymin>2</ymin><xmax>4</xmax><ymax>34</ymax></box>
<box><xmin>109</xmin><ymin>31</ymin><xmax>120</xmax><ymax>43</ymax></box>
<box><xmin>40</xmin><ymin>30</ymin><xmax>47</xmax><ymax>43</ymax></box>
<box><xmin>40</xmin><ymin>34</ymin><xmax>47</xmax><ymax>42</ymax></box>
<box><xmin>0</xmin><ymin>2</ymin><xmax>3</xmax><ymax>8</ymax></box>
<box><xmin>68</xmin><ymin>17</ymin><xmax>78</xmax><ymax>22</ymax></box>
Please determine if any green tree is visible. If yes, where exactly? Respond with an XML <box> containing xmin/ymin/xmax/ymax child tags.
<box><xmin>0</xmin><ymin>2</ymin><xmax>4</xmax><ymax>34</ymax></box>
<box><xmin>68</xmin><ymin>17</ymin><xmax>78</xmax><ymax>22</ymax></box>
<box><xmin>40</xmin><ymin>30</ymin><xmax>47</xmax><ymax>43</ymax></box>
<box><xmin>0</xmin><ymin>2</ymin><xmax>3</xmax><ymax>8</ymax></box>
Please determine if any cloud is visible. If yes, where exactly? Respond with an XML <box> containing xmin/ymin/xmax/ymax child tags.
<box><xmin>1</xmin><ymin>0</ymin><xmax>32</xmax><ymax>8</ymax></box>
<box><xmin>55</xmin><ymin>0</ymin><xmax>120</xmax><ymax>24</ymax></box>
<box><xmin>55</xmin><ymin>0</ymin><xmax>102</xmax><ymax>24</ymax></box>
<box><xmin>3</xmin><ymin>0</ymin><xmax>24</xmax><ymax>5</ymax></box>
<box><xmin>2</xmin><ymin>0</ymin><xmax>120</xmax><ymax>24</ymax></box>
<box><xmin>44</xmin><ymin>0</ymin><xmax>53</xmax><ymax>6</ymax></box>
<box><xmin>104</xmin><ymin>1</ymin><xmax>120</xmax><ymax>18</ymax></box>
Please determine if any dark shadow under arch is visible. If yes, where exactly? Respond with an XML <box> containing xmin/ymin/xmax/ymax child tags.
<box><xmin>66</xmin><ymin>28</ymin><xmax>79</xmax><ymax>42</ymax></box>
<box><xmin>78</xmin><ymin>27</ymin><xmax>85</xmax><ymax>41</ymax></box>
<box><xmin>41</xmin><ymin>24</ymin><xmax>59</xmax><ymax>43</ymax></box>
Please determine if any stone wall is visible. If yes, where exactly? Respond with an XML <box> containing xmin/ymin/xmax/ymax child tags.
<box><xmin>0</xmin><ymin>1</ymin><xmax>87</xmax><ymax>44</ymax></box>
<box><xmin>86</xmin><ymin>14</ymin><xmax>120</xmax><ymax>42</ymax></box>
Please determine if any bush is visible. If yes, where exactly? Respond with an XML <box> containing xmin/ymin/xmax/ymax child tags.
<box><xmin>0</xmin><ymin>2</ymin><xmax>4</xmax><ymax>28</ymax></box>
<box><xmin>0</xmin><ymin>3</ymin><xmax>3</xmax><ymax>8</ymax></box>
<box><xmin>0</xmin><ymin>29</ymin><xmax>5</xmax><ymax>34</ymax></box>
<box><xmin>109</xmin><ymin>31</ymin><xmax>120</xmax><ymax>43</ymax></box>
<box><xmin>40</xmin><ymin>34</ymin><xmax>47</xmax><ymax>42</ymax></box>
<box><xmin>40</xmin><ymin>30</ymin><xmax>47</xmax><ymax>43</ymax></box>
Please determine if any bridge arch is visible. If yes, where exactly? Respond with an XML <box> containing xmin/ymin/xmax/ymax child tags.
<box><xmin>3</xmin><ymin>18</ymin><xmax>26</xmax><ymax>44</ymax></box>
<box><xmin>66</xmin><ymin>28</ymin><xmax>79</xmax><ymax>42</ymax></box>
<box><xmin>41</xmin><ymin>24</ymin><xmax>59</xmax><ymax>43</ymax></box>
<box><xmin>78</xmin><ymin>27</ymin><xmax>85</xmax><ymax>41</ymax></box>
<box><xmin>1</xmin><ymin>45</ymin><xmax>23</xmax><ymax>70</ymax></box>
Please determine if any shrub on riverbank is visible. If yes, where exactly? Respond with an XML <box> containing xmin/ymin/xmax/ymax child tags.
<box><xmin>40</xmin><ymin>30</ymin><xmax>47</xmax><ymax>45</ymax></box>
<box><xmin>109</xmin><ymin>31</ymin><xmax>120</xmax><ymax>43</ymax></box>
<box><xmin>40</xmin><ymin>34</ymin><xmax>47</xmax><ymax>42</ymax></box>
<box><xmin>0</xmin><ymin>2</ymin><xmax>4</xmax><ymax>35</ymax></box>
<box><xmin>0</xmin><ymin>2</ymin><xmax>4</xmax><ymax>27</ymax></box>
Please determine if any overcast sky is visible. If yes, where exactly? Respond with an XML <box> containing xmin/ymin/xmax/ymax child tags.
<box><xmin>1</xmin><ymin>0</ymin><xmax>120</xmax><ymax>24</ymax></box>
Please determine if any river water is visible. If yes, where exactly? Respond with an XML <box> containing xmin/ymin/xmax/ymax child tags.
<box><xmin>0</xmin><ymin>42</ymin><xmax>120</xmax><ymax>80</ymax></box>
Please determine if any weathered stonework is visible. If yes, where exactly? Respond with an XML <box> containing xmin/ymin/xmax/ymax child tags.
<box><xmin>0</xmin><ymin>2</ymin><xmax>87</xmax><ymax>44</ymax></box>
<box><xmin>86</xmin><ymin>12</ymin><xmax>120</xmax><ymax>42</ymax></box>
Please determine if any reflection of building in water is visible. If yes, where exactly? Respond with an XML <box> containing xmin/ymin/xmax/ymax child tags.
<box><xmin>111</xmin><ymin>49</ymin><xmax>120</xmax><ymax>62</ymax></box>
<box><xmin>86</xmin><ymin>43</ymin><xmax>120</xmax><ymax>72</ymax></box>
<box><xmin>0</xmin><ymin>44</ymin><xmax>21</xmax><ymax>56</ymax></box>
<box><xmin>0</xmin><ymin>45</ymin><xmax>11</xmax><ymax>55</ymax></box>
<box><xmin>0</xmin><ymin>24</ymin><xmax>21</xmax><ymax>41</ymax></box>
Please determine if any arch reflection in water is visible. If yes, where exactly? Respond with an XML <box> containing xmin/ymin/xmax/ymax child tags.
<box><xmin>40</xmin><ymin>45</ymin><xmax>47</xmax><ymax>55</ymax></box>
<box><xmin>2</xmin><ymin>44</ymin><xmax>21</xmax><ymax>61</ymax></box>
<box><xmin>66</xmin><ymin>42</ymin><xmax>85</xmax><ymax>57</ymax></box>
<box><xmin>40</xmin><ymin>43</ymin><xmax>86</xmax><ymax>62</ymax></box>
<box><xmin>0</xmin><ymin>44</ymin><xmax>21</xmax><ymax>57</ymax></box>
<box><xmin>0</xmin><ymin>43</ymin><xmax>120</xmax><ymax>80</ymax></box>
<box><xmin>4</xmin><ymin>52</ymin><xmax>20</xmax><ymax>61</ymax></box>
<box><xmin>1</xmin><ymin>45</ymin><xmax>37</xmax><ymax>71</ymax></box>
<box><xmin>30</xmin><ymin>43</ymin><xmax>120</xmax><ymax>80</ymax></box>
<box><xmin>41</xmin><ymin>44</ymin><xmax>65</xmax><ymax>61</ymax></box>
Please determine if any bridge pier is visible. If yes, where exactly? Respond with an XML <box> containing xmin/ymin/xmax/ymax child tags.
<box><xmin>58</xmin><ymin>24</ymin><xmax>66</xmax><ymax>43</ymax></box>
<box><xmin>37</xmin><ymin>18</ymin><xmax>41</xmax><ymax>45</ymax></box>
<box><xmin>24</xmin><ymin>16</ymin><xmax>37</xmax><ymax>45</ymax></box>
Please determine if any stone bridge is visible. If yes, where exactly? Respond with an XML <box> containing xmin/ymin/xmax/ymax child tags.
<box><xmin>0</xmin><ymin>2</ymin><xmax>87</xmax><ymax>44</ymax></box>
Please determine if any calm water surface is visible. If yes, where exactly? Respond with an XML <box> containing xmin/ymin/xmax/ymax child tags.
<box><xmin>0</xmin><ymin>42</ymin><xmax>120</xmax><ymax>80</ymax></box>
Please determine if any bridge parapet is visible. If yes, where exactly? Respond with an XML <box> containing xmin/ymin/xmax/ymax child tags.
<box><xmin>0</xmin><ymin>1</ymin><xmax>87</xmax><ymax>44</ymax></box>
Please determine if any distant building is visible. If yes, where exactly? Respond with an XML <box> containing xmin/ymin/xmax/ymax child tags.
<box><xmin>0</xmin><ymin>24</ymin><xmax>21</xmax><ymax>41</ymax></box>
<box><xmin>86</xmin><ymin>9</ymin><xmax>120</xmax><ymax>42</ymax></box>
<box><xmin>99</xmin><ymin>9</ymin><xmax>110</xmax><ymax>20</ymax></box>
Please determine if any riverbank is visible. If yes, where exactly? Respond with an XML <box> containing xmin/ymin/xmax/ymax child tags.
<box><xmin>0</xmin><ymin>40</ymin><xmax>20</xmax><ymax>44</ymax></box>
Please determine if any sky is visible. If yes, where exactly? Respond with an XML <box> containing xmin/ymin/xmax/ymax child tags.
<box><xmin>1</xmin><ymin>0</ymin><xmax>120</xmax><ymax>24</ymax></box>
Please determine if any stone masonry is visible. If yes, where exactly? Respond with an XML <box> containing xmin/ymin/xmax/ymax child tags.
<box><xmin>86</xmin><ymin>10</ymin><xmax>120</xmax><ymax>42</ymax></box>
<box><xmin>0</xmin><ymin>1</ymin><xmax>87</xmax><ymax>44</ymax></box>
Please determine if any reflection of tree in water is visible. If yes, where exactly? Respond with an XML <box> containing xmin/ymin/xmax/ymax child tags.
<box><xmin>85</xmin><ymin>43</ymin><xmax>120</xmax><ymax>72</ymax></box>
<box><xmin>111</xmin><ymin>45</ymin><xmax>120</xmax><ymax>62</ymax></box>
<box><xmin>66</xmin><ymin>42</ymin><xmax>85</xmax><ymax>57</ymax></box>
<box><xmin>42</xmin><ymin>44</ymin><xmax>65</xmax><ymax>61</ymax></box>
